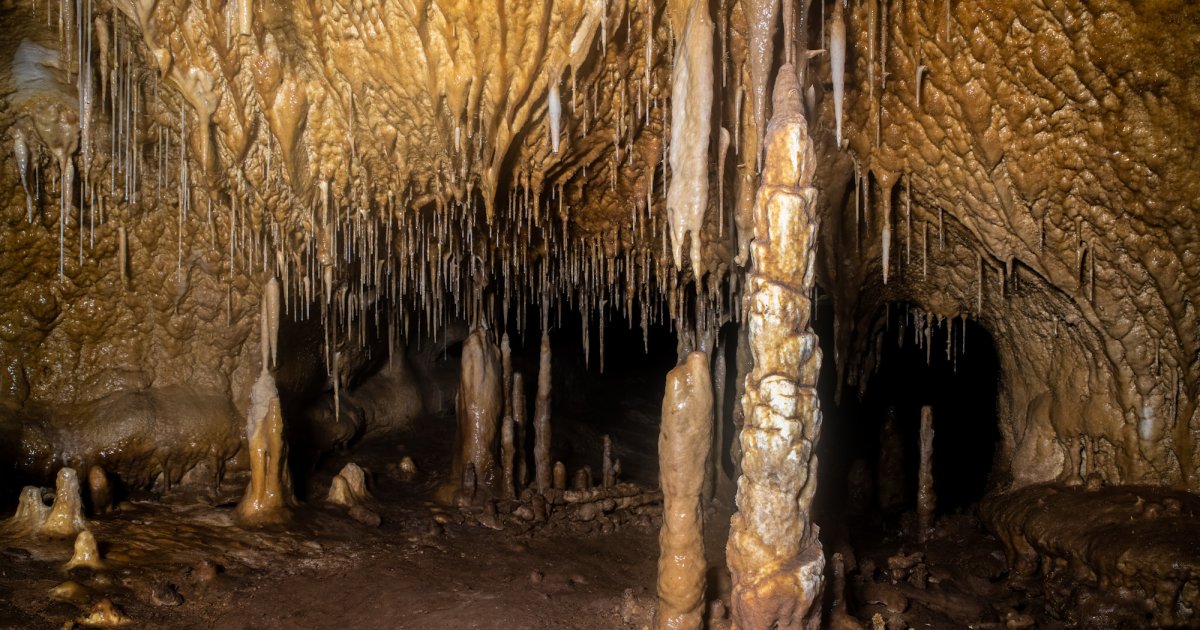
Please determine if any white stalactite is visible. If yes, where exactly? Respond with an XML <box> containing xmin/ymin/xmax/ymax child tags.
<box><xmin>831</xmin><ymin>0</ymin><xmax>846</xmax><ymax>147</ymax></box>
<box><xmin>666</xmin><ymin>0</ymin><xmax>714</xmax><ymax>278</ymax></box>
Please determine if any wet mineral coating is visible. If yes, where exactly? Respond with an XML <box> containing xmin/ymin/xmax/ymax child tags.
<box><xmin>0</xmin><ymin>0</ymin><xmax>1196</xmax><ymax>628</ymax></box>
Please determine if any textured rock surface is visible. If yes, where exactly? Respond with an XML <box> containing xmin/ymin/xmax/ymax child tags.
<box><xmin>727</xmin><ymin>64</ymin><xmax>824</xmax><ymax>629</ymax></box>
<box><xmin>982</xmin><ymin>483</ymin><xmax>1200</xmax><ymax>627</ymax></box>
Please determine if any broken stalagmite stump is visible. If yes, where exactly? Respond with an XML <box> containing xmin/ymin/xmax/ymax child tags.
<box><xmin>917</xmin><ymin>405</ymin><xmax>936</xmax><ymax>542</ymax></box>
<box><xmin>453</xmin><ymin>328</ymin><xmax>503</xmax><ymax>500</ymax></box>
<box><xmin>727</xmin><ymin>64</ymin><xmax>826</xmax><ymax>629</ymax></box>
<box><xmin>534</xmin><ymin>332</ymin><xmax>553</xmax><ymax>494</ymax></box>
<box><xmin>656</xmin><ymin>351</ymin><xmax>713</xmax><ymax>630</ymax></box>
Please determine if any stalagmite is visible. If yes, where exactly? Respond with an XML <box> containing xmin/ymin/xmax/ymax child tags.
<box><xmin>513</xmin><ymin>372</ymin><xmax>529</xmax><ymax>487</ymax></box>
<box><xmin>728</xmin><ymin>65</ymin><xmax>825</xmax><ymax>629</ymax></box>
<box><xmin>2</xmin><ymin>487</ymin><xmax>50</xmax><ymax>537</ymax></box>
<box><xmin>64</xmin><ymin>530</ymin><xmax>104</xmax><ymax>571</ymax></box>
<box><xmin>327</xmin><ymin>463</ymin><xmax>380</xmax><ymax>526</ymax></box>
<box><xmin>234</xmin><ymin>371</ymin><xmax>295</xmax><ymax>526</ymax></box>
<box><xmin>453</xmin><ymin>329</ymin><xmax>503</xmax><ymax>499</ymax></box>
<box><xmin>917</xmin><ymin>405</ymin><xmax>936</xmax><ymax>542</ymax></box>
<box><xmin>588</xmin><ymin>435</ymin><xmax>611</xmax><ymax>494</ymax></box>
<box><xmin>501</xmin><ymin>417</ymin><xmax>516</xmax><ymax>498</ymax></box>
<box><xmin>40</xmin><ymin>468</ymin><xmax>88</xmax><ymax>539</ymax></box>
<box><xmin>553</xmin><ymin>461</ymin><xmax>567</xmax><ymax>491</ymax></box>
<box><xmin>666</xmin><ymin>0</ymin><xmax>714</xmax><ymax>277</ymax></box>
<box><xmin>831</xmin><ymin>0</ymin><xmax>846</xmax><ymax>147</ymax></box>
<box><xmin>87</xmin><ymin>465</ymin><xmax>112</xmax><ymax>515</ymax></box>
<box><xmin>656</xmin><ymin>351</ymin><xmax>712</xmax><ymax>630</ymax></box>
<box><xmin>534</xmin><ymin>333</ymin><xmax>553</xmax><ymax>494</ymax></box>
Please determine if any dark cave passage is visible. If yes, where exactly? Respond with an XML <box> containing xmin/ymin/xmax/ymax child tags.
<box><xmin>816</xmin><ymin>299</ymin><xmax>1002</xmax><ymax>523</ymax></box>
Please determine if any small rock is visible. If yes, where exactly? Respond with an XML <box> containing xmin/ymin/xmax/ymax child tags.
<box><xmin>529</xmin><ymin>570</ymin><xmax>544</xmax><ymax>585</ymax></box>
<box><xmin>348</xmin><ymin>504</ymin><xmax>382</xmax><ymax>527</ymax></box>
<box><xmin>49</xmin><ymin>580</ymin><xmax>91</xmax><ymax>607</ymax></box>
<box><xmin>150</xmin><ymin>582</ymin><xmax>183</xmax><ymax>607</ymax></box>
<box><xmin>190</xmin><ymin>559</ymin><xmax>221</xmax><ymax>585</ymax></box>
<box><xmin>76</xmin><ymin>598</ymin><xmax>130</xmax><ymax>627</ymax></box>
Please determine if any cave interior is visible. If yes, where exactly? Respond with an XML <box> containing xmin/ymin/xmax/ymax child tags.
<box><xmin>0</xmin><ymin>0</ymin><xmax>1198</xmax><ymax>628</ymax></box>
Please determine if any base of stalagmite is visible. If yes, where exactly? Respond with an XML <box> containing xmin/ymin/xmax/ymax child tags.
<box><xmin>64</xmin><ymin>530</ymin><xmax>104</xmax><ymax>571</ymax></box>
<box><xmin>2</xmin><ymin>486</ymin><xmax>51</xmax><ymax>536</ymax></box>
<box><xmin>234</xmin><ymin>371</ymin><xmax>295</xmax><ymax>526</ymax></box>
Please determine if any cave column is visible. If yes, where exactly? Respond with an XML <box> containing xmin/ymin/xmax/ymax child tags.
<box><xmin>453</xmin><ymin>328</ymin><xmax>503</xmax><ymax>500</ymax></box>
<box><xmin>727</xmin><ymin>65</ymin><xmax>825</xmax><ymax>630</ymax></box>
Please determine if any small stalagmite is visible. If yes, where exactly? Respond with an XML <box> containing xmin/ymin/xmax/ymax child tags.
<box><xmin>64</xmin><ymin>530</ymin><xmax>104</xmax><ymax>571</ymax></box>
<box><xmin>656</xmin><ymin>351</ymin><xmax>713</xmax><ymax>630</ymax></box>
<box><xmin>534</xmin><ymin>333</ymin><xmax>553</xmax><ymax>494</ymax></box>
<box><xmin>500</xmin><ymin>417</ymin><xmax>517</xmax><ymax>498</ymax></box>
<box><xmin>602</xmin><ymin>434</ymin><xmax>616</xmax><ymax>489</ymax></box>
<box><xmin>453</xmin><ymin>328</ymin><xmax>503</xmax><ymax>499</ymax></box>
<box><xmin>917</xmin><ymin>405</ymin><xmax>937</xmax><ymax>542</ymax></box>
<box><xmin>727</xmin><ymin>64</ymin><xmax>825</xmax><ymax>629</ymax></box>
<box><xmin>2</xmin><ymin>486</ymin><xmax>50</xmax><ymax>536</ymax></box>
<box><xmin>553</xmin><ymin>461</ymin><xmax>568</xmax><ymax>491</ymax></box>
<box><xmin>328</xmin><ymin>463</ymin><xmax>380</xmax><ymax>527</ymax></box>
<box><xmin>88</xmin><ymin>465</ymin><xmax>112</xmax><ymax>515</ymax></box>
<box><xmin>234</xmin><ymin>371</ymin><xmax>295</xmax><ymax>526</ymax></box>
<box><xmin>40</xmin><ymin>468</ymin><xmax>88</xmax><ymax>539</ymax></box>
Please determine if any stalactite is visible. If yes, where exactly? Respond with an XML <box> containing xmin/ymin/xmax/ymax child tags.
<box><xmin>830</xmin><ymin>0</ymin><xmax>846</xmax><ymax>147</ymax></box>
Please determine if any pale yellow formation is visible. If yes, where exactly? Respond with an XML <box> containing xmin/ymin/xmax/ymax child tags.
<box><xmin>41</xmin><ymin>468</ymin><xmax>88</xmax><ymax>539</ymax></box>
<box><xmin>727</xmin><ymin>65</ymin><xmax>824</xmax><ymax>630</ymax></box>
<box><xmin>656</xmin><ymin>351</ymin><xmax>713</xmax><ymax>630</ymax></box>
<box><xmin>64</xmin><ymin>530</ymin><xmax>105</xmax><ymax>571</ymax></box>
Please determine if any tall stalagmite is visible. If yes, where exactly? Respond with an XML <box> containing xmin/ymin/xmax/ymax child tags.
<box><xmin>534</xmin><ymin>333</ymin><xmax>553</xmax><ymax>494</ymax></box>
<box><xmin>727</xmin><ymin>64</ymin><xmax>825</xmax><ymax>630</ymax></box>
<box><xmin>454</xmin><ymin>329</ymin><xmax>503</xmax><ymax>498</ymax></box>
<box><xmin>657</xmin><ymin>351</ymin><xmax>713</xmax><ymax>630</ymax></box>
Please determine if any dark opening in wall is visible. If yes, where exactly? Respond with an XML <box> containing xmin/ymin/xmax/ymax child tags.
<box><xmin>817</xmin><ymin>300</ymin><xmax>1002</xmax><ymax>521</ymax></box>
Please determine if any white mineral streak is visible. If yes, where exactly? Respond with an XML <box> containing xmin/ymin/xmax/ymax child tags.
<box><xmin>728</xmin><ymin>64</ymin><xmax>825</xmax><ymax>629</ymax></box>
<box><xmin>830</xmin><ymin>0</ymin><xmax>846</xmax><ymax>147</ymax></box>
<box><xmin>656</xmin><ymin>351</ymin><xmax>713</xmax><ymax>630</ymax></box>
<box><xmin>666</xmin><ymin>0</ymin><xmax>714</xmax><ymax>278</ymax></box>
<box><xmin>13</xmin><ymin>128</ymin><xmax>32</xmax><ymax>222</ymax></box>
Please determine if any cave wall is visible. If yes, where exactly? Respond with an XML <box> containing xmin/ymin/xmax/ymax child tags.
<box><xmin>816</xmin><ymin>0</ymin><xmax>1199</xmax><ymax>489</ymax></box>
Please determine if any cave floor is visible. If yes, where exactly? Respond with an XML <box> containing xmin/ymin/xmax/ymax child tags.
<box><xmin>0</xmin><ymin>427</ymin><xmax>733</xmax><ymax>629</ymax></box>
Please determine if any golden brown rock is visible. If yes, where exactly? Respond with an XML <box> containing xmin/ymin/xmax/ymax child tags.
<box><xmin>656</xmin><ymin>351</ymin><xmax>712</xmax><ymax>630</ymax></box>
<box><xmin>453</xmin><ymin>329</ymin><xmax>503</xmax><ymax>499</ymax></box>
<box><xmin>64</xmin><ymin>530</ymin><xmax>104</xmax><ymax>571</ymax></box>
<box><xmin>234</xmin><ymin>372</ymin><xmax>294</xmax><ymax>527</ymax></box>
<box><xmin>534</xmin><ymin>333</ymin><xmax>553</xmax><ymax>495</ymax></box>
<box><xmin>41</xmin><ymin>467</ymin><xmax>88</xmax><ymax>539</ymax></box>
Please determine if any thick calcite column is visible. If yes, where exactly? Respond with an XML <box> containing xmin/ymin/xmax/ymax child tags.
<box><xmin>917</xmin><ymin>405</ymin><xmax>936</xmax><ymax>542</ymax></box>
<box><xmin>657</xmin><ymin>351</ymin><xmax>713</xmax><ymax>630</ymax></box>
<box><xmin>453</xmin><ymin>328</ymin><xmax>503</xmax><ymax>497</ymax></box>
<box><xmin>235</xmin><ymin>370</ymin><xmax>295</xmax><ymax>526</ymax></box>
<box><xmin>534</xmin><ymin>333</ymin><xmax>553</xmax><ymax>494</ymax></box>
<box><xmin>727</xmin><ymin>65</ymin><xmax>826</xmax><ymax>630</ymax></box>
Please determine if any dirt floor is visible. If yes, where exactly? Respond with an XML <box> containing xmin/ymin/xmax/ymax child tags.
<box><xmin>0</xmin><ymin>422</ymin><xmax>737</xmax><ymax>630</ymax></box>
